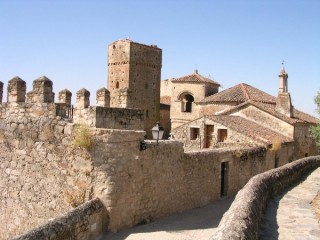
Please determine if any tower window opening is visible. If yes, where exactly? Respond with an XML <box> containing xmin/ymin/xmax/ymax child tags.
<box><xmin>116</xmin><ymin>82</ymin><xmax>119</xmax><ymax>89</ymax></box>
<box><xmin>181</xmin><ymin>94</ymin><xmax>194</xmax><ymax>112</ymax></box>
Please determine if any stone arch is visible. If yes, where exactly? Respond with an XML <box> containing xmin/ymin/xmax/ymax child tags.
<box><xmin>178</xmin><ymin>92</ymin><xmax>194</xmax><ymax>112</ymax></box>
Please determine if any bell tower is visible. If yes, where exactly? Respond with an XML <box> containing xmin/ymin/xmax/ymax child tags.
<box><xmin>275</xmin><ymin>64</ymin><xmax>293</xmax><ymax>117</ymax></box>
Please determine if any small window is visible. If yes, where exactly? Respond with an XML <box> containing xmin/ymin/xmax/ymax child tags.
<box><xmin>113</xmin><ymin>45</ymin><xmax>116</xmax><ymax>49</ymax></box>
<box><xmin>146</xmin><ymin>110</ymin><xmax>149</xmax><ymax>118</ymax></box>
<box><xmin>218</xmin><ymin>129</ymin><xmax>228</xmax><ymax>142</ymax></box>
<box><xmin>116</xmin><ymin>82</ymin><xmax>119</xmax><ymax>88</ymax></box>
<box><xmin>190</xmin><ymin>128</ymin><xmax>200</xmax><ymax>140</ymax></box>
<box><xmin>305</xmin><ymin>153</ymin><xmax>309</xmax><ymax>157</ymax></box>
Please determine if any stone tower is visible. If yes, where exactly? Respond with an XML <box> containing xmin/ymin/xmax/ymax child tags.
<box><xmin>275</xmin><ymin>67</ymin><xmax>293</xmax><ymax>117</ymax></box>
<box><xmin>107</xmin><ymin>39</ymin><xmax>162</xmax><ymax>131</ymax></box>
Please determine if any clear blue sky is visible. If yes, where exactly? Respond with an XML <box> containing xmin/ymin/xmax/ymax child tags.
<box><xmin>0</xmin><ymin>0</ymin><xmax>319</xmax><ymax>116</ymax></box>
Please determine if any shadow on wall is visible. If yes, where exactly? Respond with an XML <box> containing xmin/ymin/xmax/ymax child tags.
<box><xmin>13</xmin><ymin>198</ymin><xmax>109</xmax><ymax>240</ymax></box>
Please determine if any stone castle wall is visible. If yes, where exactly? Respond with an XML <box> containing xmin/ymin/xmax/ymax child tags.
<box><xmin>73</xmin><ymin>106</ymin><xmax>144</xmax><ymax>130</ymax></box>
<box><xmin>14</xmin><ymin>198</ymin><xmax>108</xmax><ymax>240</ymax></box>
<box><xmin>0</xmin><ymin>76</ymin><xmax>296</xmax><ymax>239</ymax></box>
<box><xmin>92</xmin><ymin>133</ymin><xmax>293</xmax><ymax>232</ymax></box>
<box><xmin>0</xmin><ymin>106</ymin><xmax>94</xmax><ymax>239</ymax></box>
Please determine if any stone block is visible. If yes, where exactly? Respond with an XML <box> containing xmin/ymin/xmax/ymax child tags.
<box><xmin>96</xmin><ymin>87</ymin><xmax>110</xmax><ymax>107</ymax></box>
<box><xmin>76</xmin><ymin>88</ymin><xmax>90</xmax><ymax>109</ymax></box>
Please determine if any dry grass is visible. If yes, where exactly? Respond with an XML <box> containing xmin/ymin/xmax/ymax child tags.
<box><xmin>63</xmin><ymin>188</ymin><xmax>85</xmax><ymax>208</ymax></box>
<box><xmin>73</xmin><ymin>125</ymin><xmax>93</xmax><ymax>151</ymax></box>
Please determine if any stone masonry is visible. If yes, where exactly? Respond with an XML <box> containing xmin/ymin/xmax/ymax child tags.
<box><xmin>108</xmin><ymin>39</ymin><xmax>162</xmax><ymax>131</ymax></box>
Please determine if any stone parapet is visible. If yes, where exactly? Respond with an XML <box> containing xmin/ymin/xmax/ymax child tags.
<box><xmin>76</xmin><ymin>88</ymin><xmax>90</xmax><ymax>109</ymax></box>
<box><xmin>27</xmin><ymin>76</ymin><xmax>55</xmax><ymax>103</ymax></box>
<box><xmin>211</xmin><ymin>156</ymin><xmax>320</xmax><ymax>240</ymax></box>
<box><xmin>59</xmin><ymin>89</ymin><xmax>72</xmax><ymax>106</ymax></box>
<box><xmin>96</xmin><ymin>87</ymin><xmax>110</xmax><ymax>107</ymax></box>
<box><xmin>7</xmin><ymin>76</ymin><xmax>26</xmax><ymax>103</ymax></box>
<box><xmin>13</xmin><ymin>198</ymin><xmax>108</xmax><ymax>240</ymax></box>
<box><xmin>73</xmin><ymin>106</ymin><xmax>144</xmax><ymax>130</ymax></box>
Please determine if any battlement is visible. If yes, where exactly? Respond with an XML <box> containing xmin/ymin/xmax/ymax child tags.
<box><xmin>0</xmin><ymin>76</ymin><xmax>144</xmax><ymax>130</ymax></box>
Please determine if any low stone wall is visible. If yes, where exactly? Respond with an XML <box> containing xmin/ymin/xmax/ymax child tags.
<box><xmin>13</xmin><ymin>198</ymin><xmax>108</xmax><ymax>240</ymax></box>
<box><xmin>73</xmin><ymin>106</ymin><xmax>144</xmax><ymax>130</ymax></box>
<box><xmin>211</xmin><ymin>156</ymin><xmax>320</xmax><ymax>240</ymax></box>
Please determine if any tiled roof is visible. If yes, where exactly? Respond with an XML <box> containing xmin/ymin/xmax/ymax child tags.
<box><xmin>171</xmin><ymin>71</ymin><xmax>220</xmax><ymax>86</ymax></box>
<box><xmin>207</xmin><ymin>115</ymin><xmax>292</xmax><ymax>144</ymax></box>
<box><xmin>200</xmin><ymin>83</ymin><xmax>276</xmax><ymax>104</ymax></box>
<box><xmin>160</xmin><ymin>96</ymin><xmax>171</xmax><ymax>105</ymax></box>
<box><xmin>293</xmin><ymin>109</ymin><xmax>318</xmax><ymax>124</ymax></box>
<box><xmin>218</xmin><ymin>101</ymin><xmax>318</xmax><ymax>125</ymax></box>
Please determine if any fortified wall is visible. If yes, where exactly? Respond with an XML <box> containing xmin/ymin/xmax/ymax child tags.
<box><xmin>0</xmin><ymin>77</ymin><xmax>296</xmax><ymax>239</ymax></box>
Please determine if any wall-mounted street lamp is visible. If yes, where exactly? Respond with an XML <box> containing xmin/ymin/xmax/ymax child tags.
<box><xmin>140</xmin><ymin>121</ymin><xmax>164</xmax><ymax>151</ymax></box>
<box><xmin>151</xmin><ymin>121</ymin><xmax>164</xmax><ymax>143</ymax></box>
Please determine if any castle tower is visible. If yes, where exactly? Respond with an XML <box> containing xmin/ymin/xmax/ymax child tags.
<box><xmin>107</xmin><ymin>39</ymin><xmax>162</xmax><ymax>131</ymax></box>
<box><xmin>275</xmin><ymin>66</ymin><xmax>293</xmax><ymax>117</ymax></box>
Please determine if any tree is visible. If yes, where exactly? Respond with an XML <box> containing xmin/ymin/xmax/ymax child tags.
<box><xmin>310</xmin><ymin>90</ymin><xmax>320</xmax><ymax>146</ymax></box>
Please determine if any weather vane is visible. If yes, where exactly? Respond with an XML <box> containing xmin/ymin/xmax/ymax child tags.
<box><xmin>281</xmin><ymin>60</ymin><xmax>285</xmax><ymax>67</ymax></box>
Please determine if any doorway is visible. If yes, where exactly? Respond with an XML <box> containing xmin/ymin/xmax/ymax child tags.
<box><xmin>220</xmin><ymin>161</ymin><xmax>229</xmax><ymax>197</ymax></box>
<box><xmin>204</xmin><ymin>125</ymin><xmax>214</xmax><ymax>148</ymax></box>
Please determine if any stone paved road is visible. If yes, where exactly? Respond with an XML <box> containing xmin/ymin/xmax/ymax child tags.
<box><xmin>102</xmin><ymin>196</ymin><xmax>234</xmax><ymax>240</ymax></box>
<box><xmin>260</xmin><ymin>167</ymin><xmax>320</xmax><ymax>240</ymax></box>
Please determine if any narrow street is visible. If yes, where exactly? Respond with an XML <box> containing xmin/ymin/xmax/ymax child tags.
<box><xmin>102</xmin><ymin>196</ymin><xmax>234</xmax><ymax>240</ymax></box>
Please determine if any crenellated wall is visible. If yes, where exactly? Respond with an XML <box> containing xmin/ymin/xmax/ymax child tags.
<box><xmin>0</xmin><ymin>77</ymin><xmax>145</xmax><ymax>131</ymax></box>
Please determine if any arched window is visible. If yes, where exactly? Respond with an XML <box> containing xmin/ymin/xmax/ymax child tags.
<box><xmin>180</xmin><ymin>93</ymin><xmax>194</xmax><ymax>112</ymax></box>
<box><xmin>116</xmin><ymin>82</ymin><xmax>119</xmax><ymax>89</ymax></box>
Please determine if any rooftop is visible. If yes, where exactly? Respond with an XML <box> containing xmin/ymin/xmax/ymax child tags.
<box><xmin>200</xmin><ymin>83</ymin><xmax>276</xmax><ymax>104</ymax></box>
<box><xmin>171</xmin><ymin>70</ymin><xmax>220</xmax><ymax>86</ymax></box>
<box><xmin>206</xmin><ymin>115</ymin><xmax>293</xmax><ymax>144</ymax></box>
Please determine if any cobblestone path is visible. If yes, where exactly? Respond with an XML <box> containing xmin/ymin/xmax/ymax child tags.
<box><xmin>102</xmin><ymin>196</ymin><xmax>234</xmax><ymax>240</ymax></box>
<box><xmin>260</xmin><ymin>167</ymin><xmax>320</xmax><ymax>240</ymax></box>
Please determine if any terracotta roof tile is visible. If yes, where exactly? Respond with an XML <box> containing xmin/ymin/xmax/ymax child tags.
<box><xmin>160</xmin><ymin>96</ymin><xmax>171</xmax><ymax>105</ymax></box>
<box><xmin>218</xmin><ymin>101</ymin><xmax>318</xmax><ymax>125</ymax></box>
<box><xmin>200</xmin><ymin>83</ymin><xmax>276</xmax><ymax>104</ymax></box>
<box><xmin>171</xmin><ymin>72</ymin><xmax>220</xmax><ymax>86</ymax></box>
<box><xmin>207</xmin><ymin>115</ymin><xmax>292</xmax><ymax>144</ymax></box>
